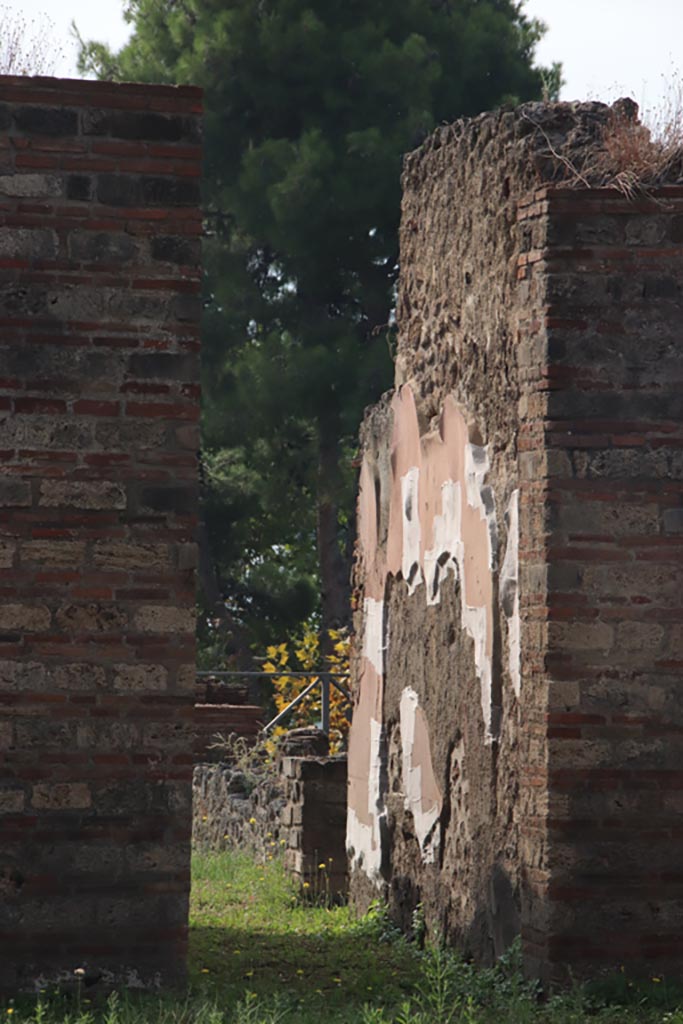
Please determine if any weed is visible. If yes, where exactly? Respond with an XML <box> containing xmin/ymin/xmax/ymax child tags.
<box><xmin>585</xmin><ymin>92</ymin><xmax>683</xmax><ymax>196</ymax></box>
<box><xmin>410</xmin><ymin>903</ymin><xmax>426</xmax><ymax>948</ymax></box>
<box><xmin>413</xmin><ymin>942</ymin><xmax>465</xmax><ymax>1024</ymax></box>
<box><xmin>360</xmin><ymin>1007</ymin><xmax>391</xmax><ymax>1024</ymax></box>
<box><xmin>522</xmin><ymin>77</ymin><xmax>683</xmax><ymax>203</ymax></box>
<box><xmin>231</xmin><ymin>992</ymin><xmax>288</xmax><ymax>1024</ymax></box>
<box><xmin>206</xmin><ymin>734</ymin><xmax>277</xmax><ymax>796</ymax></box>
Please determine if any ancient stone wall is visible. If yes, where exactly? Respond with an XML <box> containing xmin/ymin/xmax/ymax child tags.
<box><xmin>524</xmin><ymin>184</ymin><xmax>683</xmax><ymax>978</ymax></box>
<box><xmin>348</xmin><ymin>102</ymin><xmax>683</xmax><ymax>981</ymax></box>
<box><xmin>0</xmin><ymin>75</ymin><xmax>202</xmax><ymax>991</ymax></box>
<box><xmin>282</xmin><ymin>755</ymin><xmax>347</xmax><ymax>901</ymax></box>
<box><xmin>192</xmin><ymin>761</ymin><xmax>285</xmax><ymax>854</ymax></box>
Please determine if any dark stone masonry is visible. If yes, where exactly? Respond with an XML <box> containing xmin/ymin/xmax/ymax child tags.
<box><xmin>0</xmin><ymin>75</ymin><xmax>202</xmax><ymax>991</ymax></box>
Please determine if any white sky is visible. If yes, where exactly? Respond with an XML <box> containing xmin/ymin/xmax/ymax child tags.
<box><xmin>1</xmin><ymin>0</ymin><xmax>132</xmax><ymax>78</ymax></box>
<box><xmin>524</xmin><ymin>0</ymin><xmax>683</xmax><ymax>121</ymax></box>
<box><xmin>2</xmin><ymin>0</ymin><xmax>682</xmax><ymax>122</ymax></box>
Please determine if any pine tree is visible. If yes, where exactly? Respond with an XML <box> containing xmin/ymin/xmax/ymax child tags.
<box><xmin>80</xmin><ymin>0</ymin><xmax>557</xmax><ymax>657</ymax></box>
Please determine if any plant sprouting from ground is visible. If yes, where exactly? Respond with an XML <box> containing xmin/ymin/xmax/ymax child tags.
<box><xmin>207</xmin><ymin>732</ymin><xmax>277</xmax><ymax>791</ymax></box>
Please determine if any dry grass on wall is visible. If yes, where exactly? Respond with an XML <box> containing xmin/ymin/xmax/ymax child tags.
<box><xmin>523</xmin><ymin>81</ymin><xmax>683</xmax><ymax>197</ymax></box>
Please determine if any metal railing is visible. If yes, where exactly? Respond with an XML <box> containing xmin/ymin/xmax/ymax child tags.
<box><xmin>196</xmin><ymin>669</ymin><xmax>351</xmax><ymax>736</ymax></box>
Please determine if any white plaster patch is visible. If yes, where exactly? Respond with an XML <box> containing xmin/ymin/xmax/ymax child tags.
<box><xmin>347</xmin><ymin>715</ymin><xmax>386</xmax><ymax>881</ymax></box>
<box><xmin>462</xmin><ymin>442</ymin><xmax>497</xmax><ymax>739</ymax></box>
<box><xmin>462</xmin><ymin>603</ymin><xmax>493</xmax><ymax>735</ymax></box>
<box><xmin>500</xmin><ymin>490</ymin><xmax>521</xmax><ymax>697</ymax></box>
<box><xmin>399</xmin><ymin>687</ymin><xmax>440</xmax><ymax>863</ymax></box>
<box><xmin>423</xmin><ymin>480</ymin><xmax>460</xmax><ymax>606</ymax></box>
<box><xmin>362</xmin><ymin>598</ymin><xmax>385</xmax><ymax>677</ymax></box>
<box><xmin>400</xmin><ymin>467</ymin><xmax>423</xmax><ymax>593</ymax></box>
<box><xmin>464</xmin><ymin>442</ymin><xmax>497</xmax><ymax>569</ymax></box>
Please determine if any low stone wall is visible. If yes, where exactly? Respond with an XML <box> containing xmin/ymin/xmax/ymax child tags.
<box><xmin>282</xmin><ymin>755</ymin><xmax>347</xmax><ymax>900</ymax></box>
<box><xmin>192</xmin><ymin>762</ymin><xmax>285</xmax><ymax>857</ymax></box>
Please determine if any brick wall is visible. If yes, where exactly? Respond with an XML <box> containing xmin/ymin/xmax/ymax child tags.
<box><xmin>0</xmin><ymin>75</ymin><xmax>202</xmax><ymax>991</ymax></box>
<box><xmin>282</xmin><ymin>755</ymin><xmax>347</xmax><ymax>901</ymax></box>
<box><xmin>194</xmin><ymin>704</ymin><xmax>263</xmax><ymax>759</ymax></box>
<box><xmin>520</xmin><ymin>186</ymin><xmax>683</xmax><ymax>978</ymax></box>
<box><xmin>348</xmin><ymin>102</ymin><xmax>683</xmax><ymax>982</ymax></box>
<box><xmin>193</xmin><ymin>677</ymin><xmax>264</xmax><ymax>759</ymax></box>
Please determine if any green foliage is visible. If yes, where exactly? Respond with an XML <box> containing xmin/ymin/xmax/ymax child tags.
<box><xmin>199</xmin><ymin>444</ymin><xmax>318</xmax><ymax>657</ymax></box>
<box><xmin>80</xmin><ymin>0</ymin><xmax>554</xmax><ymax>653</ymax></box>
<box><xmin>263</xmin><ymin>625</ymin><xmax>350</xmax><ymax>751</ymax></box>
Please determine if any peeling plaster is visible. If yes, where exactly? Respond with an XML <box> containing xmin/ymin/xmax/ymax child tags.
<box><xmin>348</xmin><ymin>384</ymin><xmax>502</xmax><ymax>882</ymax></box>
<box><xmin>400</xmin><ymin>467</ymin><xmax>423</xmax><ymax>594</ymax></box>
<box><xmin>363</xmin><ymin>597</ymin><xmax>385</xmax><ymax>677</ymax></box>
<box><xmin>400</xmin><ymin>687</ymin><xmax>442</xmax><ymax>863</ymax></box>
<box><xmin>423</xmin><ymin>480</ymin><xmax>460</xmax><ymax>604</ymax></box>
<box><xmin>500</xmin><ymin>490</ymin><xmax>521</xmax><ymax>697</ymax></box>
<box><xmin>347</xmin><ymin>599</ymin><xmax>386</xmax><ymax>881</ymax></box>
<box><xmin>347</xmin><ymin>713</ymin><xmax>385</xmax><ymax>882</ymax></box>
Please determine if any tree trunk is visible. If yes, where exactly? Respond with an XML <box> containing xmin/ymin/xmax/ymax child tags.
<box><xmin>316</xmin><ymin>428</ymin><xmax>351</xmax><ymax>653</ymax></box>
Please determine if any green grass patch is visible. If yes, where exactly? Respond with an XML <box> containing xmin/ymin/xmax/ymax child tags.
<box><xmin>4</xmin><ymin>849</ymin><xmax>683</xmax><ymax>1023</ymax></box>
<box><xmin>188</xmin><ymin>849</ymin><xmax>420</xmax><ymax>1014</ymax></box>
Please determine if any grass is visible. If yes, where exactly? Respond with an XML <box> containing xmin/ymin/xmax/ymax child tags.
<box><xmin>5</xmin><ymin>850</ymin><xmax>683</xmax><ymax>1023</ymax></box>
<box><xmin>188</xmin><ymin>850</ymin><xmax>420</xmax><ymax>1014</ymax></box>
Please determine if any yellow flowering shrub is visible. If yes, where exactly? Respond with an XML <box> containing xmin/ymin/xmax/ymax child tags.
<box><xmin>263</xmin><ymin>624</ymin><xmax>350</xmax><ymax>754</ymax></box>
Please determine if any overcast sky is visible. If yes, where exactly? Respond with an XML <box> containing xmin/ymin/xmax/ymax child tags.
<box><xmin>3</xmin><ymin>0</ymin><xmax>682</xmax><ymax>124</ymax></box>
